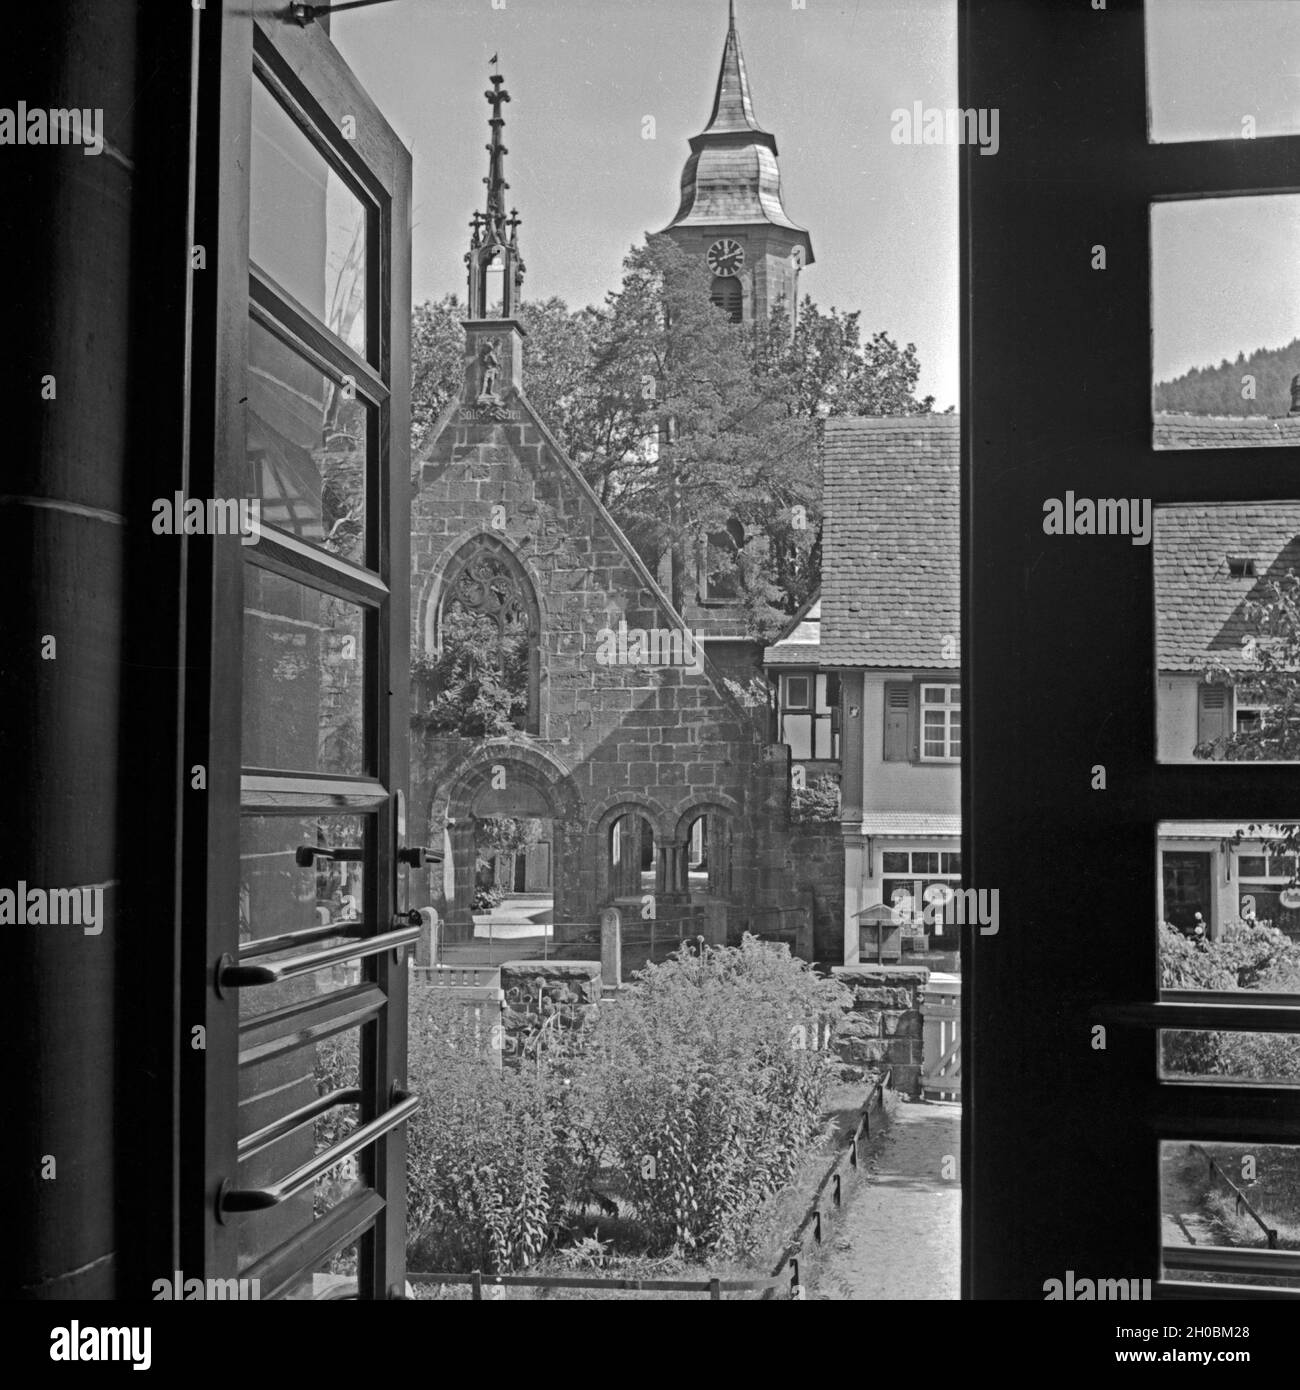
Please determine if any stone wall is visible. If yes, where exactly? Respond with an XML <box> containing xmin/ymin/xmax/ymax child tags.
<box><xmin>831</xmin><ymin>964</ymin><xmax>929</xmax><ymax>1096</ymax></box>
<box><xmin>499</xmin><ymin>960</ymin><xmax>602</xmax><ymax>1067</ymax></box>
<box><xmin>408</xmin><ymin>327</ymin><xmax>833</xmax><ymax>950</ymax></box>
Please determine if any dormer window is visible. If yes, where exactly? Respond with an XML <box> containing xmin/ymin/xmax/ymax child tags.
<box><xmin>1227</xmin><ymin>555</ymin><xmax>1257</xmax><ymax>578</ymax></box>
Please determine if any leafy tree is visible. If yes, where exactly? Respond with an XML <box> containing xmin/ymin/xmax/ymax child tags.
<box><xmin>412</xmin><ymin>605</ymin><xmax>531</xmax><ymax>737</ymax></box>
<box><xmin>409</xmin><ymin>236</ymin><xmax>935</xmax><ymax>637</ymax></box>
<box><xmin>1155</xmin><ymin>337</ymin><xmax>1300</xmax><ymax>419</ymax></box>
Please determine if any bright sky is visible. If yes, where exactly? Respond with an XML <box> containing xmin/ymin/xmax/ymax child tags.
<box><xmin>333</xmin><ymin>0</ymin><xmax>960</xmax><ymax>409</ymax></box>
<box><xmin>332</xmin><ymin>0</ymin><xmax>1300</xmax><ymax>410</ymax></box>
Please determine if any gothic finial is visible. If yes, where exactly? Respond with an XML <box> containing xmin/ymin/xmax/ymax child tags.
<box><xmin>466</xmin><ymin>64</ymin><xmax>524</xmax><ymax>318</ymax></box>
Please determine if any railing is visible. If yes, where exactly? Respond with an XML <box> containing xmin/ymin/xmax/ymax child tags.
<box><xmin>763</xmin><ymin>1068</ymin><xmax>893</xmax><ymax>1300</ymax></box>
<box><xmin>1189</xmin><ymin>1143</ymin><xmax>1279</xmax><ymax>1249</ymax></box>
<box><xmin>406</xmin><ymin>1269</ymin><xmax>793</xmax><ymax>1301</ymax></box>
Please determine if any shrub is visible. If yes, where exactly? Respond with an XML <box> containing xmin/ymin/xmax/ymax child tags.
<box><xmin>1159</xmin><ymin>920</ymin><xmax>1300</xmax><ymax>1082</ymax></box>
<box><xmin>790</xmin><ymin>774</ymin><xmax>841</xmax><ymax>824</ymax></box>
<box><xmin>568</xmin><ymin>935</ymin><xmax>848</xmax><ymax>1261</ymax></box>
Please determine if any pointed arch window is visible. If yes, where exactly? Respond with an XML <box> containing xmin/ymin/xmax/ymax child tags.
<box><xmin>422</xmin><ymin>537</ymin><xmax>541</xmax><ymax>735</ymax></box>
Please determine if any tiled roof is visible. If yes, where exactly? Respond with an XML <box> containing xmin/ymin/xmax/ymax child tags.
<box><xmin>1154</xmin><ymin>413</ymin><xmax>1300</xmax><ymax>450</ymax></box>
<box><xmin>763</xmin><ymin>595</ymin><xmax>820</xmax><ymax>665</ymax></box>
<box><xmin>820</xmin><ymin>416</ymin><xmax>960</xmax><ymax>668</ymax></box>
<box><xmin>852</xmin><ymin>813</ymin><xmax>961</xmax><ymax>837</ymax></box>
<box><xmin>1154</xmin><ymin>502</ymin><xmax>1300</xmax><ymax>671</ymax></box>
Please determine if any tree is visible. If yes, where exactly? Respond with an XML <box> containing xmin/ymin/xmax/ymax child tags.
<box><xmin>412</xmin><ymin>605</ymin><xmax>531</xmax><ymax>737</ymax></box>
<box><xmin>409</xmin><ymin>235</ymin><xmax>936</xmax><ymax>637</ymax></box>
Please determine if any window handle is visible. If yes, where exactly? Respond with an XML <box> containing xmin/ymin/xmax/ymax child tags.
<box><xmin>295</xmin><ymin>844</ymin><xmax>363</xmax><ymax>867</ymax></box>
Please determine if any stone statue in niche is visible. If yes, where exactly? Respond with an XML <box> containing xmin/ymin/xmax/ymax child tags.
<box><xmin>477</xmin><ymin>336</ymin><xmax>503</xmax><ymax>402</ymax></box>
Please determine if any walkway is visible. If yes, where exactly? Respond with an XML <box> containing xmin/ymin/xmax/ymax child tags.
<box><xmin>812</xmin><ymin>1100</ymin><xmax>961</xmax><ymax>1300</ymax></box>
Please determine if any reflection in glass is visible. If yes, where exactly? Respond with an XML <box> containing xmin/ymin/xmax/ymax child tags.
<box><xmin>1151</xmin><ymin>197</ymin><xmax>1300</xmax><ymax>450</ymax></box>
<box><xmin>1161</xmin><ymin>1141</ymin><xmax>1300</xmax><ymax>1291</ymax></box>
<box><xmin>1147</xmin><ymin>0</ymin><xmax>1300</xmax><ymax>144</ymax></box>
<box><xmin>250</xmin><ymin>76</ymin><xmax>367</xmax><ymax>354</ymax></box>
<box><xmin>1155</xmin><ymin>504</ymin><xmax>1300</xmax><ymax>762</ymax></box>
<box><xmin>242</xmin><ymin>569</ymin><xmax>367</xmax><ymax>776</ymax></box>
<box><xmin>247</xmin><ymin>317</ymin><xmax>368</xmax><ymax>552</ymax></box>
<box><xmin>1161</xmin><ymin>1031</ymin><xmax>1300</xmax><ymax>1086</ymax></box>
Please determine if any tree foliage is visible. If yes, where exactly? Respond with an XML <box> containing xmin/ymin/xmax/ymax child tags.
<box><xmin>1155</xmin><ymin>337</ymin><xmax>1300</xmax><ymax>419</ymax></box>
<box><xmin>413</xmin><ymin>605</ymin><xmax>531</xmax><ymax>737</ymax></box>
<box><xmin>409</xmin><ymin>235</ymin><xmax>934</xmax><ymax>637</ymax></box>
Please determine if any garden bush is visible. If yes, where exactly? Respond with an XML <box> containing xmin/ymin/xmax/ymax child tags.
<box><xmin>1159</xmin><ymin>920</ymin><xmax>1300</xmax><ymax>1082</ymax></box>
<box><xmin>567</xmin><ymin>934</ymin><xmax>848</xmax><ymax>1261</ymax></box>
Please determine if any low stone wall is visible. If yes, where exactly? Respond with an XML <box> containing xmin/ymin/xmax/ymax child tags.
<box><xmin>499</xmin><ymin>960</ymin><xmax>602</xmax><ymax>1066</ymax></box>
<box><xmin>831</xmin><ymin>965</ymin><xmax>930</xmax><ymax>1096</ymax></box>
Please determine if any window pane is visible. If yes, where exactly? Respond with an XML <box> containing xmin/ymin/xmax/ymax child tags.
<box><xmin>251</xmin><ymin>77</ymin><xmax>368</xmax><ymax>354</ymax></box>
<box><xmin>1161</xmin><ymin>1030</ymin><xmax>1300</xmax><ymax>1086</ymax></box>
<box><xmin>1161</xmin><ymin>1141</ymin><xmax>1300</xmax><ymax>1292</ymax></box>
<box><xmin>882</xmin><ymin>852</ymin><xmax>909</xmax><ymax>874</ymax></box>
<box><xmin>922</xmin><ymin>686</ymin><xmax>947</xmax><ymax>704</ymax></box>
<box><xmin>1147</xmin><ymin>0</ymin><xmax>1300</xmax><ymax>144</ymax></box>
<box><xmin>243</xmin><ymin>568</ymin><xmax>367</xmax><ymax>776</ymax></box>
<box><xmin>1152</xmin><ymin>197</ymin><xmax>1300</xmax><ymax>451</ymax></box>
<box><xmin>1155</xmin><ymin>503</ymin><xmax>1300</xmax><ymax>762</ymax></box>
<box><xmin>941</xmin><ymin>852</ymin><xmax>962</xmax><ymax>874</ymax></box>
<box><xmin>912</xmin><ymin>852</ymin><xmax>939</xmax><ymax>874</ymax></box>
<box><xmin>247</xmin><ymin>318</ymin><xmax>370</xmax><ymax>554</ymax></box>
<box><xmin>1158</xmin><ymin>821</ymin><xmax>1300</xmax><ymax>991</ymax></box>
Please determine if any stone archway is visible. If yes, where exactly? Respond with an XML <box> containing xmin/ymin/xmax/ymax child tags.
<box><xmin>429</xmin><ymin>742</ymin><xmax>582</xmax><ymax>939</ymax></box>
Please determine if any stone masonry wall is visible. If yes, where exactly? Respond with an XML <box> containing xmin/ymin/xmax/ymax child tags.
<box><xmin>831</xmin><ymin>965</ymin><xmax>929</xmax><ymax>1096</ymax></box>
<box><xmin>408</xmin><ymin>335</ymin><xmax>819</xmax><ymax>944</ymax></box>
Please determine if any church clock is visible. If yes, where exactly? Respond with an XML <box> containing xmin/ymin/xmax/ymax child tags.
<box><xmin>706</xmin><ymin>238</ymin><xmax>745</xmax><ymax>277</ymax></box>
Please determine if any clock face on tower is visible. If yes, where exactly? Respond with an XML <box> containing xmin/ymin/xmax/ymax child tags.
<box><xmin>706</xmin><ymin>238</ymin><xmax>745</xmax><ymax>277</ymax></box>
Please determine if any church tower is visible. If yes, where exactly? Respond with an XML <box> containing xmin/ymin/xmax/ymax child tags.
<box><xmin>660</xmin><ymin>0</ymin><xmax>814</xmax><ymax>332</ymax></box>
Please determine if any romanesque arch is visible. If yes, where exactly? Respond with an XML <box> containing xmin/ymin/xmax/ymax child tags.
<box><xmin>429</xmin><ymin>741</ymin><xmax>582</xmax><ymax>936</ymax></box>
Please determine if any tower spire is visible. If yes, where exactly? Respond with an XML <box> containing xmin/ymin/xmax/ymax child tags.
<box><xmin>465</xmin><ymin>67</ymin><xmax>525</xmax><ymax>319</ymax></box>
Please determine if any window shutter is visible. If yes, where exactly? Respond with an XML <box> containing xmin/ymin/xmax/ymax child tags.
<box><xmin>1197</xmin><ymin>683</ymin><xmax>1230</xmax><ymax>747</ymax></box>
<box><xmin>884</xmin><ymin>682</ymin><xmax>911</xmax><ymax>761</ymax></box>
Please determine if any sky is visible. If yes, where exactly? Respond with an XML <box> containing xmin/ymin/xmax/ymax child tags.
<box><xmin>333</xmin><ymin>0</ymin><xmax>961</xmax><ymax>409</ymax></box>
<box><xmin>331</xmin><ymin>0</ymin><xmax>1300</xmax><ymax>412</ymax></box>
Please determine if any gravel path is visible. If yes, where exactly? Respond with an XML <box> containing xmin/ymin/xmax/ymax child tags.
<box><xmin>812</xmin><ymin>1100</ymin><xmax>961</xmax><ymax>1301</ymax></box>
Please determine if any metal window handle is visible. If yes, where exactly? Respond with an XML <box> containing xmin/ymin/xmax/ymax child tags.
<box><xmin>295</xmin><ymin>845</ymin><xmax>364</xmax><ymax>867</ymax></box>
<box><xmin>397</xmin><ymin>845</ymin><xmax>442</xmax><ymax>869</ymax></box>
<box><xmin>218</xmin><ymin>1093</ymin><xmax>420</xmax><ymax>1215</ymax></box>
<box><xmin>217</xmin><ymin>923</ymin><xmax>420</xmax><ymax>990</ymax></box>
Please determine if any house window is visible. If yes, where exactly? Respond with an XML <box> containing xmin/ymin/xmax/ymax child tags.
<box><xmin>779</xmin><ymin>671</ymin><xmax>839</xmax><ymax>760</ymax></box>
<box><xmin>920</xmin><ymin>683</ymin><xmax>961</xmax><ymax>760</ymax></box>
<box><xmin>880</xmin><ymin>849</ymin><xmax>963</xmax><ymax>939</ymax></box>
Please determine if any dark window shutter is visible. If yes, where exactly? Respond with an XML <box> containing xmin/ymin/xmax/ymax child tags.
<box><xmin>1197</xmin><ymin>683</ymin><xmax>1230</xmax><ymax>748</ymax></box>
<box><xmin>884</xmin><ymin>682</ymin><xmax>911</xmax><ymax>761</ymax></box>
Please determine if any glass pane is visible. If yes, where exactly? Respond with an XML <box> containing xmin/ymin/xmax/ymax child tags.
<box><xmin>1147</xmin><ymin>0</ymin><xmax>1300</xmax><ymax>143</ymax></box>
<box><xmin>941</xmin><ymin>852</ymin><xmax>962</xmax><ymax>874</ymax></box>
<box><xmin>238</xmin><ymin>813</ymin><xmax>368</xmax><ymax>1019</ymax></box>
<box><xmin>912</xmin><ymin>852</ymin><xmax>939</xmax><ymax>874</ymax></box>
<box><xmin>237</xmin><ymin>1021</ymin><xmax>368</xmax><ymax>1277</ymax></box>
<box><xmin>1155</xmin><ymin>504</ymin><xmax>1300</xmax><ymax>762</ymax></box>
<box><xmin>1157</xmin><ymin>821</ymin><xmax>1300</xmax><ymax>993</ymax></box>
<box><xmin>251</xmin><ymin>76</ymin><xmax>368</xmax><ymax>354</ymax></box>
<box><xmin>1151</xmin><ymin>197</ymin><xmax>1300</xmax><ymax>450</ymax></box>
<box><xmin>783</xmin><ymin>713</ymin><xmax>812</xmax><ymax>759</ymax></box>
<box><xmin>243</xmin><ymin>568</ymin><xmax>367</xmax><ymax>775</ymax></box>
<box><xmin>882</xmin><ymin>852</ymin><xmax>909</xmax><ymax>874</ymax></box>
<box><xmin>1160</xmin><ymin>1031</ymin><xmax>1300</xmax><ymax>1085</ymax></box>
<box><xmin>247</xmin><ymin>317</ymin><xmax>369</xmax><ymax>553</ymax></box>
<box><xmin>1161</xmin><ymin>1141</ymin><xmax>1300</xmax><ymax>1291</ymax></box>
<box><xmin>282</xmin><ymin>1242</ymin><xmax>361</xmax><ymax>1301</ymax></box>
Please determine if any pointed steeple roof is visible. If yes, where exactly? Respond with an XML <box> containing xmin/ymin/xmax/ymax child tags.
<box><xmin>703</xmin><ymin>0</ymin><xmax>764</xmax><ymax>137</ymax></box>
<box><xmin>660</xmin><ymin>1</ymin><xmax>813</xmax><ymax>260</ymax></box>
